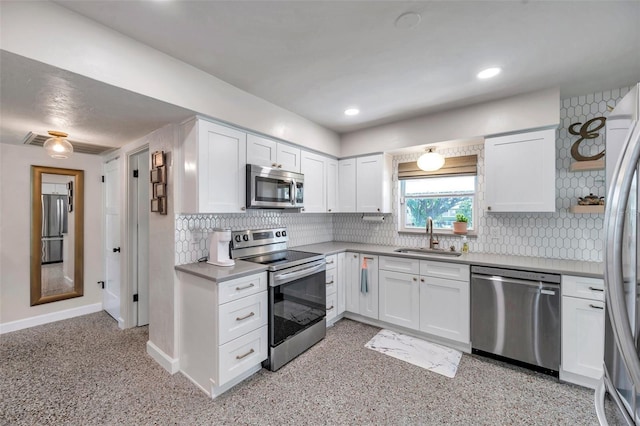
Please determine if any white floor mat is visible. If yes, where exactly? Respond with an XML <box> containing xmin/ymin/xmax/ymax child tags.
<box><xmin>365</xmin><ymin>329</ymin><xmax>462</xmax><ymax>378</ymax></box>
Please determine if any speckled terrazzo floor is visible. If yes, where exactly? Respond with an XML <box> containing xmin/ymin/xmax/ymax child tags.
<box><xmin>0</xmin><ymin>312</ymin><xmax>624</xmax><ymax>425</ymax></box>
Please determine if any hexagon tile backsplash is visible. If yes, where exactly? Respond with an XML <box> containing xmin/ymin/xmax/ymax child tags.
<box><xmin>175</xmin><ymin>86</ymin><xmax>630</xmax><ymax>265</ymax></box>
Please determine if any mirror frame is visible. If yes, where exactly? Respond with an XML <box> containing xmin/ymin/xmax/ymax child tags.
<box><xmin>31</xmin><ymin>166</ymin><xmax>84</xmax><ymax>306</ymax></box>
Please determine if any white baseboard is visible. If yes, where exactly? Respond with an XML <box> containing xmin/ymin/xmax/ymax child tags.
<box><xmin>0</xmin><ymin>302</ymin><xmax>103</xmax><ymax>334</ymax></box>
<box><xmin>147</xmin><ymin>340</ymin><xmax>179</xmax><ymax>374</ymax></box>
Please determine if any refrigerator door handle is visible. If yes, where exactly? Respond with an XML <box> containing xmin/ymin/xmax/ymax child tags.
<box><xmin>605</xmin><ymin>120</ymin><xmax>640</xmax><ymax>388</ymax></box>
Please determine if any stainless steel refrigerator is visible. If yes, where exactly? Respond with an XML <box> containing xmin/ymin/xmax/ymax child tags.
<box><xmin>41</xmin><ymin>194</ymin><xmax>68</xmax><ymax>264</ymax></box>
<box><xmin>596</xmin><ymin>83</ymin><xmax>640</xmax><ymax>424</ymax></box>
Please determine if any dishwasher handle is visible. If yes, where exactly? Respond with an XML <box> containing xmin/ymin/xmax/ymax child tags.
<box><xmin>472</xmin><ymin>273</ymin><xmax>560</xmax><ymax>290</ymax></box>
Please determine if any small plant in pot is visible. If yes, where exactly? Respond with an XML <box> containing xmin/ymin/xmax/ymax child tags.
<box><xmin>453</xmin><ymin>213</ymin><xmax>468</xmax><ymax>235</ymax></box>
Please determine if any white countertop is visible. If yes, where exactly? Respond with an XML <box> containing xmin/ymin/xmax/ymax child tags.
<box><xmin>175</xmin><ymin>241</ymin><xmax>603</xmax><ymax>282</ymax></box>
<box><xmin>292</xmin><ymin>242</ymin><xmax>603</xmax><ymax>278</ymax></box>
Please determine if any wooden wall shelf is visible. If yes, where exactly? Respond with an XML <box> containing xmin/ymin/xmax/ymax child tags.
<box><xmin>569</xmin><ymin>159</ymin><xmax>605</xmax><ymax>172</ymax></box>
<box><xmin>570</xmin><ymin>205</ymin><xmax>605</xmax><ymax>214</ymax></box>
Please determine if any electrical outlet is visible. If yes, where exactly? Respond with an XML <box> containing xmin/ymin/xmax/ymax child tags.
<box><xmin>489</xmin><ymin>227</ymin><xmax>501</xmax><ymax>239</ymax></box>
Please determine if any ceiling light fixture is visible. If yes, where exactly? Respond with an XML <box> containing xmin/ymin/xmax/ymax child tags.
<box><xmin>417</xmin><ymin>147</ymin><xmax>445</xmax><ymax>172</ymax></box>
<box><xmin>344</xmin><ymin>108</ymin><xmax>360</xmax><ymax>116</ymax></box>
<box><xmin>477</xmin><ymin>67</ymin><xmax>501</xmax><ymax>80</ymax></box>
<box><xmin>43</xmin><ymin>130</ymin><xmax>73</xmax><ymax>159</ymax></box>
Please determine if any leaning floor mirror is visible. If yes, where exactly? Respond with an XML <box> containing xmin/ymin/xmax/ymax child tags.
<box><xmin>31</xmin><ymin>166</ymin><xmax>84</xmax><ymax>306</ymax></box>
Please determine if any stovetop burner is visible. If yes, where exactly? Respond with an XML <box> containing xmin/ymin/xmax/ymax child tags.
<box><xmin>243</xmin><ymin>250</ymin><xmax>323</xmax><ymax>271</ymax></box>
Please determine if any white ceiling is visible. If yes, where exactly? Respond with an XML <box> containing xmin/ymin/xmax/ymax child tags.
<box><xmin>1</xmin><ymin>1</ymin><xmax>639</xmax><ymax>151</ymax></box>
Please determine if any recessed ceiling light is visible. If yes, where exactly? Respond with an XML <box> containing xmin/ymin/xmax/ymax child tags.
<box><xmin>344</xmin><ymin>108</ymin><xmax>360</xmax><ymax>116</ymax></box>
<box><xmin>477</xmin><ymin>67</ymin><xmax>501</xmax><ymax>79</ymax></box>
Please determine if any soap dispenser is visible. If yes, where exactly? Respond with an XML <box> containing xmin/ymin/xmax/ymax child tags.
<box><xmin>461</xmin><ymin>236</ymin><xmax>469</xmax><ymax>253</ymax></box>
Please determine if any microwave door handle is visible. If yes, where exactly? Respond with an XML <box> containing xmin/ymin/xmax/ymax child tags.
<box><xmin>290</xmin><ymin>179</ymin><xmax>296</xmax><ymax>206</ymax></box>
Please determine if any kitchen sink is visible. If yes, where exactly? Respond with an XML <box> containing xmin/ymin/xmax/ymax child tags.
<box><xmin>393</xmin><ymin>247</ymin><xmax>462</xmax><ymax>257</ymax></box>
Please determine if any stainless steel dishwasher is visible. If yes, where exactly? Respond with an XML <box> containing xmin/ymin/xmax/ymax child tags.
<box><xmin>471</xmin><ymin>265</ymin><xmax>561</xmax><ymax>375</ymax></box>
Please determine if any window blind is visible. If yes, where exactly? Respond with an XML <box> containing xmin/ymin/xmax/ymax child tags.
<box><xmin>398</xmin><ymin>155</ymin><xmax>477</xmax><ymax>180</ymax></box>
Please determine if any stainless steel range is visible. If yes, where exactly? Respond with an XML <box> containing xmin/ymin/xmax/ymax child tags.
<box><xmin>230</xmin><ymin>227</ymin><xmax>326</xmax><ymax>371</ymax></box>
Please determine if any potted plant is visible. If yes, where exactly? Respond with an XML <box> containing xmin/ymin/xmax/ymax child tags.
<box><xmin>453</xmin><ymin>213</ymin><xmax>468</xmax><ymax>235</ymax></box>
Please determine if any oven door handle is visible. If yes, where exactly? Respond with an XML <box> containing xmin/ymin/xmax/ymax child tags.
<box><xmin>272</xmin><ymin>262</ymin><xmax>325</xmax><ymax>286</ymax></box>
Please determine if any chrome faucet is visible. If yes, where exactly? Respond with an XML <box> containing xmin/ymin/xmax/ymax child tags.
<box><xmin>426</xmin><ymin>217</ymin><xmax>439</xmax><ymax>249</ymax></box>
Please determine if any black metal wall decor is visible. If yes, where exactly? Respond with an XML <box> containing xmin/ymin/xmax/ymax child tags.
<box><xmin>150</xmin><ymin>150</ymin><xmax>167</xmax><ymax>215</ymax></box>
<box><xmin>569</xmin><ymin>117</ymin><xmax>607</xmax><ymax>161</ymax></box>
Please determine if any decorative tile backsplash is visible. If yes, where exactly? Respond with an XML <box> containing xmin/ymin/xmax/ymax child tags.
<box><xmin>175</xmin><ymin>86</ymin><xmax>631</xmax><ymax>265</ymax></box>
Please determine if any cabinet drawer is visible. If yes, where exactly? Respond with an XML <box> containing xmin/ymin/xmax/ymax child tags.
<box><xmin>218</xmin><ymin>272</ymin><xmax>267</xmax><ymax>304</ymax></box>
<box><xmin>420</xmin><ymin>261</ymin><xmax>469</xmax><ymax>281</ymax></box>
<box><xmin>325</xmin><ymin>254</ymin><xmax>337</xmax><ymax>270</ymax></box>
<box><xmin>379</xmin><ymin>256</ymin><xmax>420</xmax><ymax>274</ymax></box>
<box><xmin>326</xmin><ymin>268</ymin><xmax>337</xmax><ymax>296</ymax></box>
<box><xmin>562</xmin><ymin>275</ymin><xmax>604</xmax><ymax>301</ymax></box>
<box><xmin>219</xmin><ymin>292</ymin><xmax>268</xmax><ymax>345</ymax></box>
<box><xmin>326</xmin><ymin>292</ymin><xmax>337</xmax><ymax>323</ymax></box>
<box><xmin>218</xmin><ymin>325</ymin><xmax>268</xmax><ymax>387</ymax></box>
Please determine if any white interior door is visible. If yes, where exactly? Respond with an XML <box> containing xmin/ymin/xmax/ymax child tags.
<box><xmin>103</xmin><ymin>158</ymin><xmax>121</xmax><ymax>323</ymax></box>
<box><xmin>130</xmin><ymin>149</ymin><xmax>149</xmax><ymax>326</ymax></box>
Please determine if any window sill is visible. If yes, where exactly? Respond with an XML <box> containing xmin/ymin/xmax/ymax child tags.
<box><xmin>398</xmin><ymin>229</ymin><xmax>477</xmax><ymax>238</ymax></box>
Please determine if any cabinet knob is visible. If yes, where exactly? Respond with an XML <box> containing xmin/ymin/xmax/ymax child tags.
<box><xmin>272</xmin><ymin>163</ymin><xmax>278</xmax><ymax>167</ymax></box>
<box><xmin>377</xmin><ymin>208</ymin><xmax>380</xmax><ymax>212</ymax></box>
<box><xmin>277</xmin><ymin>164</ymin><xmax>282</xmax><ymax>168</ymax></box>
<box><xmin>487</xmin><ymin>206</ymin><xmax>492</xmax><ymax>211</ymax></box>
<box><xmin>353</xmin><ymin>255</ymin><xmax>358</xmax><ymax>258</ymax></box>
<box><xmin>420</xmin><ymin>278</ymin><xmax>425</xmax><ymax>282</ymax></box>
<box><xmin>328</xmin><ymin>209</ymin><xmax>332</xmax><ymax>212</ymax></box>
<box><xmin>241</xmin><ymin>206</ymin><xmax>246</xmax><ymax>211</ymax></box>
<box><xmin>413</xmin><ymin>277</ymin><xmax>417</xmax><ymax>282</ymax></box>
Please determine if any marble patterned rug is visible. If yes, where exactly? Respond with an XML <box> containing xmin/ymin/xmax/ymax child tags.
<box><xmin>365</xmin><ymin>329</ymin><xmax>462</xmax><ymax>378</ymax></box>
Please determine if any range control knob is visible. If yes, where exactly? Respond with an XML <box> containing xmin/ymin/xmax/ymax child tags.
<box><xmin>275</xmin><ymin>231</ymin><xmax>281</xmax><ymax>237</ymax></box>
<box><xmin>234</xmin><ymin>235</ymin><xmax>241</xmax><ymax>243</ymax></box>
<box><xmin>243</xmin><ymin>235</ymin><xmax>250</xmax><ymax>242</ymax></box>
<box><xmin>282</xmin><ymin>230</ymin><xmax>287</xmax><ymax>237</ymax></box>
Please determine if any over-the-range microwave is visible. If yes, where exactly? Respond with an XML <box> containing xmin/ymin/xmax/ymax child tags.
<box><xmin>246</xmin><ymin>164</ymin><xmax>304</xmax><ymax>209</ymax></box>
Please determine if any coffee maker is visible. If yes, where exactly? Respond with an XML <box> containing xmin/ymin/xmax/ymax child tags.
<box><xmin>206</xmin><ymin>229</ymin><xmax>235</xmax><ymax>266</ymax></box>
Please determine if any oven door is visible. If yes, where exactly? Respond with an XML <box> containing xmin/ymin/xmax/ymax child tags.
<box><xmin>247</xmin><ymin>164</ymin><xmax>304</xmax><ymax>209</ymax></box>
<box><xmin>269</xmin><ymin>262</ymin><xmax>326</xmax><ymax>347</ymax></box>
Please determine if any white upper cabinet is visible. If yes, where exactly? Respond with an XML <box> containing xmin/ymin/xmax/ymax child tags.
<box><xmin>246</xmin><ymin>134</ymin><xmax>301</xmax><ymax>172</ymax></box>
<box><xmin>484</xmin><ymin>128</ymin><xmax>556</xmax><ymax>212</ymax></box>
<box><xmin>356</xmin><ymin>154</ymin><xmax>393</xmax><ymax>213</ymax></box>
<box><xmin>326</xmin><ymin>159</ymin><xmax>339</xmax><ymax>213</ymax></box>
<box><xmin>181</xmin><ymin>118</ymin><xmax>247</xmax><ymax>213</ymax></box>
<box><xmin>338</xmin><ymin>159</ymin><xmax>357</xmax><ymax>213</ymax></box>
<box><xmin>300</xmin><ymin>150</ymin><xmax>326</xmax><ymax>213</ymax></box>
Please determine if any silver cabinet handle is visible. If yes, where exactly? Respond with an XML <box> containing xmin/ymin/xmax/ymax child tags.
<box><xmin>326</xmin><ymin>260</ymin><xmax>334</xmax><ymax>264</ymax></box>
<box><xmin>327</xmin><ymin>305</ymin><xmax>334</xmax><ymax>311</ymax></box>
<box><xmin>236</xmin><ymin>312</ymin><xmax>255</xmax><ymax>321</ymax></box>
<box><xmin>363</xmin><ymin>256</ymin><xmax>374</xmax><ymax>260</ymax></box>
<box><xmin>590</xmin><ymin>304</ymin><xmax>604</xmax><ymax>310</ymax></box>
<box><xmin>235</xmin><ymin>283</ymin><xmax>255</xmax><ymax>291</ymax></box>
<box><xmin>236</xmin><ymin>348</ymin><xmax>255</xmax><ymax>360</ymax></box>
<box><xmin>326</xmin><ymin>281</ymin><xmax>334</xmax><ymax>285</ymax></box>
<box><xmin>589</xmin><ymin>286</ymin><xmax>604</xmax><ymax>292</ymax></box>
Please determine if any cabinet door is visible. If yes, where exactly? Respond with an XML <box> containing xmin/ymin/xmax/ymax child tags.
<box><xmin>561</xmin><ymin>296</ymin><xmax>605</xmax><ymax>380</ymax></box>
<box><xmin>300</xmin><ymin>150</ymin><xmax>327</xmax><ymax>213</ymax></box>
<box><xmin>419</xmin><ymin>276</ymin><xmax>470</xmax><ymax>343</ymax></box>
<box><xmin>336</xmin><ymin>252</ymin><xmax>346</xmax><ymax>315</ymax></box>
<box><xmin>198</xmin><ymin>121</ymin><xmax>247</xmax><ymax>213</ymax></box>
<box><xmin>276</xmin><ymin>144</ymin><xmax>301</xmax><ymax>173</ymax></box>
<box><xmin>246</xmin><ymin>134</ymin><xmax>277</xmax><ymax>168</ymax></box>
<box><xmin>338</xmin><ymin>159</ymin><xmax>357</xmax><ymax>212</ymax></box>
<box><xmin>356</xmin><ymin>154</ymin><xmax>392</xmax><ymax>213</ymax></box>
<box><xmin>379</xmin><ymin>270</ymin><xmax>419</xmax><ymax>329</ymax></box>
<box><xmin>326</xmin><ymin>159</ymin><xmax>339</xmax><ymax>213</ymax></box>
<box><xmin>344</xmin><ymin>252</ymin><xmax>360</xmax><ymax>313</ymax></box>
<box><xmin>485</xmin><ymin>128</ymin><xmax>556</xmax><ymax>212</ymax></box>
<box><xmin>359</xmin><ymin>254</ymin><xmax>379</xmax><ymax>319</ymax></box>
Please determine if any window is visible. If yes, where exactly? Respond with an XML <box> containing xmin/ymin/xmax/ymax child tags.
<box><xmin>399</xmin><ymin>175</ymin><xmax>476</xmax><ymax>233</ymax></box>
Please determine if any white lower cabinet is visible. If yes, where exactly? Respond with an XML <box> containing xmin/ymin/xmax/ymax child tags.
<box><xmin>379</xmin><ymin>270</ymin><xmax>420</xmax><ymax>329</ymax></box>
<box><xmin>336</xmin><ymin>252</ymin><xmax>346</xmax><ymax>315</ymax></box>
<box><xmin>344</xmin><ymin>252</ymin><xmax>379</xmax><ymax>319</ymax></box>
<box><xmin>419</xmin><ymin>261</ymin><xmax>470</xmax><ymax>344</ymax></box>
<box><xmin>561</xmin><ymin>275</ymin><xmax>605</xmax><ymax>388</ymax></box>
<box><xmin>345</xmin><ymin>252</ymin><xmax>361</xmax><ymax>313</ymax></box>
<box><xmin>325</xmin><ymin>254</ymin><xmax>338</xmax><ymax>325</ymax></box>
<box><xmin>179</xmin><ymin>271</ymin><xmax>268</xmax><ymax>398</ymax></box>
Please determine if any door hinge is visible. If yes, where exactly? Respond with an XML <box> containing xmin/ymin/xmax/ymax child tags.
<box><xmin>101</xmin><ymin>175</ymin><xmax>105</xmax><ymax>183</ymax></box>
<box><xmin>133</xmin><ymin>294</ymin><xmax>139</xmax><ymax>302</ymax></box>
<box><xmin>97</xmin><ymin>281</ymin><xmax>105</xmax><ymax>289</ymax></box>
<box><xmin>133</xmin><ymin>169</ymin><xmax>139</xmax><ymax>178</ymax></box>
